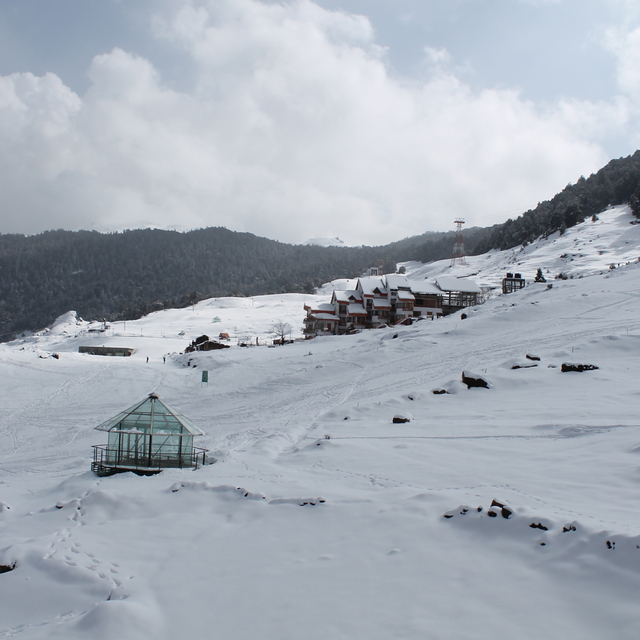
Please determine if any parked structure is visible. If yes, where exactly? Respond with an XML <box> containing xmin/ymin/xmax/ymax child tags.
<box><xmin>501</xmin><ymin>272</ymin><xmax>526</xmax><ymax>294</ymax></box>
<box><xmin>185</xmin><ymin>334</ymin><xmax>230</xmax><ymax>352</ymax></box>
<box><xmin>363</xmin><ymin>260</ymin><xmax>384</xmax><ymax>277</ymax></box>
<box><xmin>434</xmin><ymin>276</ymin><xmax>481</xmax><ymax>314</ymax></box>
<box><xmin>91</xmin><ymin>393</ymin><xmax>207</xmax><ymax>476</ymax></box>
<box><xmin>304</xmin><ymin>273</ymin><xmax>480</xmax><ymax>338</ymax></box>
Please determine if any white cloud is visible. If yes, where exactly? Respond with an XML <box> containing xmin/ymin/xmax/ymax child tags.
<box><xmin>0</xmin><ymin>0</ymin><xmax>623</xmax><ymax>244</ymax></box>
<box><xmin>606</xmin><ymin>26</ymin><xmax>640</xmax><ymax>102</ymax></box>
<box><xmin>602</xmin><ymin>3</ymin><xmax>640</xmax><ymax>150</ymax></box>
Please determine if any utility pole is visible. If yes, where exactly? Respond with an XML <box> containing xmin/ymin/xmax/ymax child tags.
<box><xmin>451</xmin><ymin>219</ymin><xmax>467</xmax><ymax>266</ymax></box>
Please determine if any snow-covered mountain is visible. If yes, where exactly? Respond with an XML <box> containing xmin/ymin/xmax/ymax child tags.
<box><xmin>2</xmin><ymin>205</ymin><xmax>640</xmax><ymax>639</ymax></box>
<box><xmin>302</xmin><ymin>236</ymin><xmax>347</xmax><ymax>247</ymax></box>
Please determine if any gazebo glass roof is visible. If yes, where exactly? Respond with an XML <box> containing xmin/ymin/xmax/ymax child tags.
<box><xmin>95</xmin><ymin>394</ymin><xmax>204</xmax><ymax>436</ymax></box>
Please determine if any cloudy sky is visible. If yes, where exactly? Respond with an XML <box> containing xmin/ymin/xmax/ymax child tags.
<box><xmin>1</xmin><ymin>0</ymin><xmax>639</xmax><ymax>245</ymax></box>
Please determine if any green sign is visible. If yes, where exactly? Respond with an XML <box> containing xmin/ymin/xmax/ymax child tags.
<box><xmin>201</xmin><ymin>370</ymin><xmax>209</xmax><ymax>383</ymax></box>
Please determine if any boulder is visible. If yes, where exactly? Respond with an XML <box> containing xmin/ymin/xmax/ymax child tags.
<box><xmin>462</xmin><ymin>371</ymin><xmax>490</xmax><ymax>389</ymax></box>
<box><xmin>561</xmin><ymin>363</ymin><xmax>599</xmax><ymax>372</ymax></box>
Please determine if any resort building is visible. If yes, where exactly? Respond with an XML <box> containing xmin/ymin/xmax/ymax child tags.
<box><xmin>304</xmin><ymin>274</ymin><xmax>480</xmax><ymax>338</ymax></box>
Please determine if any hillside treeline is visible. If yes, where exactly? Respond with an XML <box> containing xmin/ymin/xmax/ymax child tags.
<box><xmin>0</xmin><ymin>227</ymin><xmax>422</xmax><ymax>338</ymax></box>
<box><xmin>2</xmin><ymin>150</ymin><xmax>640</xmax><ymax>337</ymax></box>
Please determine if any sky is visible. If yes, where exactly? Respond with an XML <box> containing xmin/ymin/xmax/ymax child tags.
<box><xmin>0</xmin><ymin>0</ymin><xmax>639</xmax><ymax>245</ymax></box>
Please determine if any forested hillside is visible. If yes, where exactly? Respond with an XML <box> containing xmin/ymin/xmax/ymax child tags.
<box><xmin>2</xmin><ymin>151</ymin><xmax>640</xmax><ymax>338</ymax></box>
<box><xmin>0</xmin><ymin>227</ymin><xmax>414</xmax><ymax>338</ymax></box>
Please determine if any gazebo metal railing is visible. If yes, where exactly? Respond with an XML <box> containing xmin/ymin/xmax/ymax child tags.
<box><xmin>92</xmin><ymin>444</ymin><xmax>207</xmax><ymax>476</ymax></box>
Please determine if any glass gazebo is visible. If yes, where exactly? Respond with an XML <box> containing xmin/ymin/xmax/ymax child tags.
<box><xmin>91</xmin><ymin>393</ymin><xmax>207</xmax><ymax>476</ymax></box>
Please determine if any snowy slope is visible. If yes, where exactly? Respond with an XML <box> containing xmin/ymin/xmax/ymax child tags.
<box><xmin>401</xmin><ymin>204</ymin><xmax>640</xmax><ymax>291</ymax></box>
<box><xmin>2</xmin><ymin>207</ymin><xmax>640</xmax><ymax>639</ymax></box>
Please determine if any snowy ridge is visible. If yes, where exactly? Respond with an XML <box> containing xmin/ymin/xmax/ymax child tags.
<box><xmin>302</xmin><ymin>236</ymin><xmax>347</xmax><ymax>247</ymax></box>
<box><xmin>2</xmin><ymin>206</ymin><xmax>640</xmax><ymax>638</ymax></box>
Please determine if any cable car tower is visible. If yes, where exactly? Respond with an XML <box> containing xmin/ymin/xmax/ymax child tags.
<box><xmin>451</xmin><ymin>218</ymin><xmax>467</xmax><ymax>266</ymax></box>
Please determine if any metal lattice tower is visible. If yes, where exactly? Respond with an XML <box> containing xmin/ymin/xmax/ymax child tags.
<box><xmin>451</xmin><ymin>218</ymin><xmax>467</xmax><ymax>266</ymax></box>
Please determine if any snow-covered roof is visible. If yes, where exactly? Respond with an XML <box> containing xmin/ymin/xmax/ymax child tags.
<box><xmin>372</xmin><ymin>298</ymin><xmax>391</xmax><ymax>309</ymax></box>
<box><xmin>397</xmin><ymin>290</ymin><xmax>415</xmax><ymax>301</ymax></box>
<box><xmin>316</xmin><ymin>303</ymin><xmax>336</xmax><ymax>313</ymax></box>
<box><xmin>334</xmin><ymin>290</ymin><xmax>362</xmax><ymax>304</ymax></box>
<box><xmin>305</xmin><ymin>301</ymin><xmax>335</xmax><ymax>313</ymax></box>
<box><xmin>405</xmin><ymin>279</ymin><xmax>442</xmax><ymax>295</ymax></box>
<box><xmin>310</xmin><ymin>312</ymin><xmax>338</xmax><ymax>322</ymax></box>
<box><xmin>384</xmin><ymin>274</ymin><xmax>411</xmax><ymax>290</ymax></box>
<box><xmin>435</xmin><ymin>276</ymin><xmax>481</xmax><ymax>294</ymax></box>
<box><xmin>358</xmin><ymin>277</ymin><xmax>387</xmax><ymax>296</ymax></box>
<box><xmin>347</xmin><ymin>303</ymin><xmax>367</xmax><ymax>316</ymax></box>
<box><xmin>95</xmin><ymin>393</ymin><xmax>204</xmax><ymax>436</ymax></box>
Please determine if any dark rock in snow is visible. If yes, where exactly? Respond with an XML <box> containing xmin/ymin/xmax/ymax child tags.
<box><xmin>462</xmin><ymin>371</ymin><xmax>490</xmax><ymax>389</ymax></box>
<box><xmin>501</xmin><ymin>507</ymin><xmax>513</xmax><ymax>519</ymax></box>
<box><xmin>561</xmin><ymin>363</ymin><xmax>599</xmax><ymax>372</ymax></box>
<box><xmin>0</xmin><ymin>562</ymin><xmax>16</xmax><ymax>574</ymax></box>
<box><xmin>529</xmin><ymin>522</ymin><xmax>548</xmax><ymax>531</ymax></box>
<box><xmin>490</xmin><ymin>499</ymin><xmax>505</xmax><ymax>508</ymax></box>
<box><xmin>526</xmin><ymin>354</ymin><xmax>541</xmax><ymax>361</ymax></box>
<box><xmin>432</xmin><ymin>388</ymin><xmax>448</xmax><ymax>395</ymax></box>
<box><xmin>392</xmin><ymin>415</ymin><xmax>411</xmax><ymax>424</ymax></box>
<box><xmin>487</xmin><ymin>510</ymin><xmax>497</xmax><ymax>518</ymax></box>
<box><xmin>299</xmin><ymin>499</ymin><xmax>325</xmax><ymax>506</ymax></box>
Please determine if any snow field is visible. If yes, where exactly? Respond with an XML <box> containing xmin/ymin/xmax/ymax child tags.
<box><xmin>2</xmin><ymin>207</ymin><xmax>640</xmax><ymax>638</ymax></box>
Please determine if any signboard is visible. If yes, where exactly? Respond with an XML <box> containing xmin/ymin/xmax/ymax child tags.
<box><xmin>201</xmin><ymin>370</ymin><xmax>209</xmax><ymax>383</ymax></box>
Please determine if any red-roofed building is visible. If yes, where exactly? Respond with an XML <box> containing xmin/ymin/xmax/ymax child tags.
<box><xmin>303</xmin><ymin>274</ymin><xmax>479</xmax><ymax>337</ymax></box>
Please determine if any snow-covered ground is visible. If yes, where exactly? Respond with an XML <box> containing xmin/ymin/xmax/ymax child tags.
<box><xmin>2</xmin><ymin>206</ymin><xmax>640</xmax><ymax>639</ymax></box>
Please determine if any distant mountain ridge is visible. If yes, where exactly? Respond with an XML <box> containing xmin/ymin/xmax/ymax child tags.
<box><xmin>302</xmin><ymin>237</ymin><xmax>346</xmax><ymax>247</ymax></box>
<box><xmin>1</xmin><ymin>150</ymin><xmax>640</xmax><ymax>338</ymax></box>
